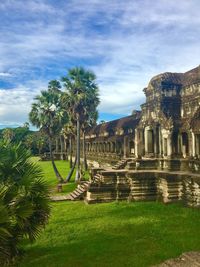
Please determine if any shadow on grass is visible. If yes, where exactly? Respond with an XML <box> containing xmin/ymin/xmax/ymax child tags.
<box><xmin>16</xmin><ymin>202</ymin><xmax>200</xmax><ymax>267</ymax></box>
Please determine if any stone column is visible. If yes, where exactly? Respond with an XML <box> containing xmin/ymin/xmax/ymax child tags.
<box><xmin>195</xmin><ymin>134</ymin><xmax>200</xmax><ymax>157</ymax></box>
<box><xmin>167</xmin><ymin>133</ymin><xmax>172</xmax><ymax>158</ymax></box>
<box><xmin>159</xmin><ymin>128</ymin><xmax>163</xmax><ymax>157</ymax></box>
<box><xmin>123</xmin><ymin>136</ymin><xmax>128</xmax><ymax>158</ymax></box>
<box><xmin>144</xmin><ymin>128</ymin><xmax>149</xmax><ymax>156</ymax></box>
<box><xmin>161</xmin><ymin>129</ymin><xmax>172</xmax><ymax>158</ymax></box>
<box><xmin>135</xmin><ymin>129</ymin><xmax>139</xmax><ymax>158</ymax></box>
<box><xmin>144</xmin><ymin>127</ymin><xmax>154</xmax><ymax>156</ymax></box>
<box><xmin>135</xmin><ymin>128</ymin><xmax>144</xmax><ymax>158</ymax></box>
<box><xmin>153</xmin><ymin>127</ymin><xmax>159</xmax><ymax>157</ymax></box>
<box><xmin>191</xmin><ymin>132</ymin><xmax>196</xmax><ymax>157</ymax></box>
<box><xmin>178</xmin><ymin>133</ymin><xmax>182</xmax><ymax>156</ymax></box>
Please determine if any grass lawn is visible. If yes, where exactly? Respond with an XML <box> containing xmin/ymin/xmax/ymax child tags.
<box><xmin>31</xmin><ymin>157</ymin><xmax>89</xmax><ymax>195</ymax></box>
<box><xmin>16</xmin><ymin>201</ymin><xmax>200</xmax><ymax>267</ymax></box>
<box><xmin>18</xmin><ymin>159</ymin><xmax>200</xmax><ymax>266</ymax></box>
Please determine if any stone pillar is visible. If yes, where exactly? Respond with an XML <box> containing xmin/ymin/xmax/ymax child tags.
<box><xmin>167</xmin><ymin>134</ymin><xmax>172</xmax><ymax>157</ymax></box>
<box><xmin>178</xmin><ymin>133</ymin><xmax>182</xmax><ymax>156</ymax></box>
<box><xmin>191</xmin><ymin>132</ymin><xmax>196</xmax><ymax>157</ymax></box>
<box><xmin>144</xmin><ymin>127</ymin><xmax>154</xmax><ymax>156</ymax></box>
<box><xmin>144</xmin><ymin>128</ymin><xmax>148</xmax><ymax>155</ymax></box>
<box><xmin>153</xmin><ymin>127</ymin><xmax>159</xmax><ymax>157</ymax></box>
<box><xmin>181</xmin><ymin>133</ymin><xmax>189</xmax><ymax>158</ymax></box>
<box><xmin>159</xmin><ymin>128</ymin><xmax>163</xmax><ymax>158</ymax></box>
<box><xmin>195</xmin><ymin>134</ymin><xmax>200</xmax><ymax>157</ymax></box>
<box><xmin>135</xmin><ymin>129</ymin><xmax>139</xmax><ymax>158</ymax></box>
<box><xmin>123</xmin><ymin>136</ymin><xmax>128</xmax><ymax>158</ymax></box>
<box><xmin>135</xmin><ymin>128</ymin><xmax>144</xmax><ymax>158</ymax></box>
<box><xmin>161</xmin><ymin>130</ymin><xmax>172</xmax><ymax>158</ymax></box>
<box><xmin>188</xmin><ymin>132</ymin><xmax>193</xmax><ymax>157</ymax></box>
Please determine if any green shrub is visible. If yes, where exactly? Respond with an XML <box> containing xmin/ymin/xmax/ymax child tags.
<box><xmin>0</xmin><ymin>142</ymin><xmax>51</xmax><ymax>265</ymax></box>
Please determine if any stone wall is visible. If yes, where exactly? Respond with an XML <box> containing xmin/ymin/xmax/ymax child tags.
<box><xmin>85</xmin><ymin>170</ymin><xmax>200</xmax><ymax>208</ymax></box>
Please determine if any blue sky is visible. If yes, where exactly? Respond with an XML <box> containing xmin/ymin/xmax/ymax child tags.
<box><xmin>0</xmin><ymin>0</ymin><xmax>200</xmax><ymax>129</ymax></box>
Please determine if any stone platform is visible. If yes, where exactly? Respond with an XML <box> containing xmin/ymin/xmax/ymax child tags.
<box><xmin>85</xmin><ymin>168</ymin><xmax>200</xmax><ymax>207</ymax></box>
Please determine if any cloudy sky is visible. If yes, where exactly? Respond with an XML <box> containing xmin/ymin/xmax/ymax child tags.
<box><xmin>0</xmin><ymin>0</ymin><xmax>200</xmax><ymax>128</ymax></box>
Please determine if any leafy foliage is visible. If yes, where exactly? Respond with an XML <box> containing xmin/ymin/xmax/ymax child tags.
<box><xmin>29</xmin><ymin>81</ymin><xmax>68</xmax><ymax>138</ymax></box>
<box><xmin>29</xmin><ymin>80</ymin><xmax>68</xmax><ymax>182</ymax></box>
<box><xmin>0</xmin><ymin>142</ymin><xmax>51</xmax><ymax>265</ymax></box>
<box><xmin>62</xmin><ymin>66</ymin><xmax>100</xmax><ymax>124</ymax></box>
<box><xmin>62</xmin><ymin>67</ymin><xmax>100</xmax><ymax>179</ymax></box>
<box><xmin>0</xmin><ymin>126</ymin><xmax>48</xmax><ymax>156</ymax></box>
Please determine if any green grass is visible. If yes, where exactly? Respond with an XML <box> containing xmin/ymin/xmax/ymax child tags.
<box><xmin>19</xmin><ymin>159</ymin><xmax>200</xmax><ymax>266</ymax></box>
<box><xmin>31</xmin><ymin>157</ymin><xmax>89</xmax><ymax>195</ymax></box>
<box><xmin>16</xmin><ymin>201</ymin><xmax>200</xmax><ymax>267</ymax></box>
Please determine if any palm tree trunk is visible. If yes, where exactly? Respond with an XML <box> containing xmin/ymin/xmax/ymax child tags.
<box><xmin>49</xmin><ymin>138</ymin><xmax>63</xmax><ymax>183</ymax></box>
<box><xmin>39</xmin><ymin>147</ymin><xmax>41</xmax><ymax>156</ymax></box>
<box><xmin>55</xmin><ymin>137</ymin><xmax>59</xmax><ymax>153</ymax></box>
<box><xmin>75</xmin><ymin>117</ymin><xmax>81</xmax><ymax>182</ymax></box>
<box><xmin>60</xmin><ymin>135</ymin><xmax>63</xmax><ymax>160</ymax></box>
<box><xmin>69</xmin><ymin>135</ymin><xmax>73</xmax><ymax>168</ymax></box>
<box><xmin>65</xmin><ymin>154</ymin><xmax>77</xmax><ymax>182</ymax></box>
<box><xmin>83</xmin><ymin>130</ymin><xmax>88</xmax><ymax>170</ymax></box>
<box><xmin>64</xmin><ymin>137</ymin><xmax>68</xmax><ymax>161</ymax></box>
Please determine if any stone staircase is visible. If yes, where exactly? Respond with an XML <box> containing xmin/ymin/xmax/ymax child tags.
<box><xmin>112</xmin><ymin>159</ymin><xmax>129</xmax><ymax>170</ymax></box>
<box><xmin>67</xmin><ymin>173</ymin><xmax>102</xmax><ymax>201</ymax></box>
<box><xmin>67</xmin><ymin>181</ymin><xmax>90</xmax><ymax>201</ymax></box>
<box><xmin>92</xmin><ymin>173</ymin><xmax>102</xmax><ymax>183</ymax></box>
<box><xmin>85</xmin><ymin>170</ymin><xmax>131</xmax><ymax>204</ymax></box>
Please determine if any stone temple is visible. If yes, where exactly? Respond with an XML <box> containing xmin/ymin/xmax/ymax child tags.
<box><xmin>80</xmin><ymin>65</ymin><xmax>200</xmax><ymax>207</ymax></box>
<box><xmin>55</xmin><ymin>65</ymin><xmax>200</xmax><ymax>207</ymax></box>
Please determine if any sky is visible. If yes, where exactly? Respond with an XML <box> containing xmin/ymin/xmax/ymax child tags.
<box><xmin>0</xmin><ymin>0</ymin><xmax>200</xmax><ymax>129</ymax></box>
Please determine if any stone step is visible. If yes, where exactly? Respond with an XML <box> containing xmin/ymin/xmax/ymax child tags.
<box><xmin>79</xmin><ymin>186</ymin><xmax>86</xmax><ymax>190</ymax></box>
<box><xmin>76</xmin><ymin>189</ymin><xmax>84</xmax><ymax>194</ymax></box>
<box><xmin>70</xmin><ymin>192</ymin><xmax>80</xmax><ymax>198</ymax></box>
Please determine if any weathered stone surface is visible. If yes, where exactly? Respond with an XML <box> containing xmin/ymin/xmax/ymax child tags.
<box><xmin>154</xmin><ymin>251</ymin><xmax>200</xmax><ymax>267</ymax></box>
<box><xmin>85</xmin><ymin>169</ymin><xmax>200</xmax><ymax>207</ymax></box>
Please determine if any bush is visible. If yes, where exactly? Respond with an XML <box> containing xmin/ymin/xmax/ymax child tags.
<box><xmin>0</xmin><ymin>142</ymin><xmax>51</xmax><ymax>265</ymax></box>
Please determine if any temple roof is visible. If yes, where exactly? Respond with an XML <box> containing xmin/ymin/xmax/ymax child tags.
<box><xmin>183</xmin><ymin>65</ymin><xmax>200</xmax><ymax>86</ymax></box>
<box><xmin>147</xmin><ymin>65</ymin><xmax>200</xmax><ymax>90</ymax></box>
<box><xmin>87</xmin><ymin>113</ymin><xmax>141</xmax><ymax>136</ymax></box>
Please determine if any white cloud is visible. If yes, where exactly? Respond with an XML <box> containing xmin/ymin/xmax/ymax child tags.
<box><xmin>0</xmin><ymin>0</ymin><xmax>200</xmax><ymax>126</ymax></box>
<box><xmin>0</xmin><ymin>72</ymin><xmax>12</xmax><ymax>77</ymax></box>
<box><xmin>0</xmin><ymin>81</ymin><xmax>47</xmax><ymax>125</ymax></box>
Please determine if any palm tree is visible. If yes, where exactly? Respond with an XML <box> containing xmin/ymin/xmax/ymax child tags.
<box><xmin>0</xmin><ymin>142</ymin><xmax>50</xmax><ymax>265</ymax></box>
<box><xmin>63</xmin><ymin>121</ymin><xmax>75</xmax><ymax>168</ymax></box>
<box><xmin>82</xmin><ymin>109</ymin><xmax>99</xmax><ymax>171</ymax></box>
<box><xmin>62</xmin><ymin>67</ymin><xmax>100</xmax><ymax>182</ymax></box>
<box><xmin>29</xmin><ymin>80</ymin><xmax>68</xmax><ymax>183</ymax></box>
<box><xmin>2</xmin><ymin>128</ymin><xmax>14</xmax><ymax>143</ymax></box>
<box><xmin>62</xmin><ymin>120</ymin><xmax>77</xmax><ymax>182</ymax></box>
<box><xmin>24</xmin><ymin>133</ymin><xmax>35</xmax><ymax>150</ymax></box>
<box><xmin>35</xmin><ymin>132</ymin><xmax>47</xmax><ymax>156</ymax></box>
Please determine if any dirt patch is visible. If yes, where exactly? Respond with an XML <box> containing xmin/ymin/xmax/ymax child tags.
<box><xmin>154</xmin><ymin>251</ymin><xmax>200</xmax><ymax>267</ymax></box>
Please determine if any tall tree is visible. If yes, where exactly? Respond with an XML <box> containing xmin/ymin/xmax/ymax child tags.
<box><xmin>29</xmin><ymin>80</ymin><xmax>68</xmax><ymax>183</ymax></box>
<box><xmin>62</xmin><ymin>119</ymin><xmax>77</xmax><ymax>182</ymax></box>
<box><xmin>2</xmin><ymin>128</ymin><xmax>14</xmax><ymax>143</ymax></box>
<box><xmin>62</xmin><ymin>67</ymin><xmax>100</xmax><ymax>182</ymax></box>
<box><xmin>63</xmin><ymin>120</ymin><xmax>75</xmax><ymax>168</ymax></box>
<box><xmin>82</xmin><ymin>108</ymin><xmax>99</xmax><ymax>171</ymax></box>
